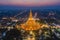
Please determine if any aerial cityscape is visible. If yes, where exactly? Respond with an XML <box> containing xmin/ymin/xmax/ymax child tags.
<box><xmin>0</xmin><ymin>0</ymin><xmax>60</xmax><ymax>40</ymax></box>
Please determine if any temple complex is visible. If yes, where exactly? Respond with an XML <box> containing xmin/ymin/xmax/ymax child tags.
<box><xmin>20</xmin><ymin>10</ymin><xmax>42</xmax><ymax>31</ymax></box>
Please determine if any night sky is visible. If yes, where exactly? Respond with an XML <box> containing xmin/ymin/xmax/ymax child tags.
<box><xmin>0</xmin><ymin>0</ymin><xmax>60</xmax><ymax>7</ymax></box>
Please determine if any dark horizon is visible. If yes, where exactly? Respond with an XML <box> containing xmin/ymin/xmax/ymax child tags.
<box><xmin>0</xmin><ymin>4</ymin><xmax>60</xmax><ymax>8</ymax></box>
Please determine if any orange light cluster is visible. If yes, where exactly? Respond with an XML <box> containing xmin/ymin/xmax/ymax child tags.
<box><xmin>20</xmin><ymin>10</ymin><xmax>42</xmax><ymax>31</ymax></box>
<box><xmin>21</xmin><ymin>24</ymin><xmax>42</xmax><ymax>31</ymax></box>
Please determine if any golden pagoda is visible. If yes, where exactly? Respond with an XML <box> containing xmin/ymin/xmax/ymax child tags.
<box><xmin>20</xmin><ymin>10</ymin><xmax>42</xmax><ymax>31</ymax></box>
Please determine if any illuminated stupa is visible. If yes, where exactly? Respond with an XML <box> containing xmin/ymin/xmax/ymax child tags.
<box><xmin>20</xmin><ymin>10</ymin><xmax>42</xmax><ymax>31</ymax></box>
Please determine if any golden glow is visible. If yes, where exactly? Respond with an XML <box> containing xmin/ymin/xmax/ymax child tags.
<box><xmin>27</xmin><ymin>37</ymin><xmax>35</xmax><ymax>40</ymax></box>
<box><xmin>20</xmin><ymin>10</ymin><xmax>42</xmax><ymax>31</ymax></box>
<box><xmin>26</xmin><ymin>31</ymin><xmax>35</xmax><ymax>40</ymax></box>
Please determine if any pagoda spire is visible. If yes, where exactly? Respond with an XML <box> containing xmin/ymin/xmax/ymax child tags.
<box><xmin>29</xmin><ymin>10</ymin><xmax>33</xmax><ymax>18</ymax></box>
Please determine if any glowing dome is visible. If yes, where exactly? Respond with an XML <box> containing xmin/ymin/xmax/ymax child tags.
<box><xmin>20</xmin><ymin>10</ymin><xmax>42</xmax><ymax>31</ymax></box>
